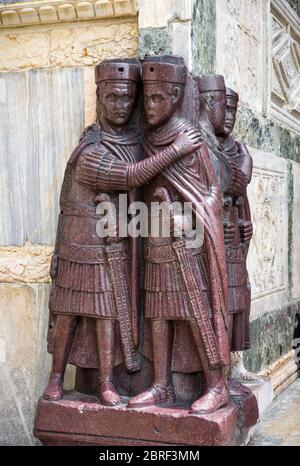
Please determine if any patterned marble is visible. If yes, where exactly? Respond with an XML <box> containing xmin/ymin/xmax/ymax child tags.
<box><xmin>292</xmin><ymin>161</ymin><xmax>300</xmax><ymax>299</ymax></box>
<box><xmin>0</xmin><ymin>67</ymin><xmax>85</xmax><ymax>246</ymax></box>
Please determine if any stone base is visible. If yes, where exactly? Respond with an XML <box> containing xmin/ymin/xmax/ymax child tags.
<box><xmin>258</xmin><ymin>350</ymin><xmax>299</xmax><ymax>397</ymax></box>
<box><xmin>244</xmin><ymin>377</ymin><xmax>273</xmax><ymax>417</ymax></box>
<box><xmin>34</xmin><ymin>388</ymin><xmax>258</xmax><ymax>446</ymax></box>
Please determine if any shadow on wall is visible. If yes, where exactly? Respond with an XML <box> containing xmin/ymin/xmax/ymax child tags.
<box><xmin>293</xmin><ymin>312</ymin><xmax>300</xmax><ymax>369</ymax></box>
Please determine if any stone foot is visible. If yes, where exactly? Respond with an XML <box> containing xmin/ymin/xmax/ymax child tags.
<box><xmin>98</xmin><ymin>381</ymin><xmax>121</xmax><ymax>406</ymax></box>
<box><xmin>190</xmin><ymin>380</ymin><xmax>229</xmax><ymax>415</ymax></box>
<box><xmin>43</xmin><ymin>373</ymin><xmax>64</xmax><ymax>401</ymax></box>
<box><xmin>128</xmin><ymin>384</ymin><xmax>175</xmax><ymax>408</ymax></box>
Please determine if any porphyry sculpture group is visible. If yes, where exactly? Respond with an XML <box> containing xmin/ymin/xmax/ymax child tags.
<box><xmin>35</xmin><ymin>55</ymin><xmax>259</xmax><ymax>445</ymax></box>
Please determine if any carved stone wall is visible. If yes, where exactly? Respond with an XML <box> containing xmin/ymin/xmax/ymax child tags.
<box><xmin>292</xmin><ymin>161</ymin><xmax>300</xmax><ymax>299</ymax></box>
<box><xmin>0</xmin><ymin>0</ymin><xmax>137</xmax><ymax>28</ymax></box>
<box><xmin>271</xmin><ymin>0</ymin><xmax>300</xmax><ymax>134</ymax></box>
<box><xmin>247</xmin><ymin>148</ymin><xmax>289</xmax><ymax>320</ymax></box>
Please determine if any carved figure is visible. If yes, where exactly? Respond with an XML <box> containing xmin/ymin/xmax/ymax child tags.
<box><xmin>128</xmin><ymin>56</ymin><xmax>230</xmax><ymax>415</ymax></box>
<box><xmin>43</xmin><ymin>58</ymin><xmax>200</xmax><ymax>405</ymax></box>
<box><xmin>216</xmin><ymin>87</ymin><xmax>261</xmax><ymax>383</ymax></box>
<box><xmin>194</xmin><ymin>74</ymin><xmax>232</xmax><ymax>194</ymax></box>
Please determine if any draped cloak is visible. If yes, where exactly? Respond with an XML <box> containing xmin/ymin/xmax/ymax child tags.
<box><xmin>142</xmin><ymin>117</ymin><xmax>230</xmax><ymax>370</ymax></box>
<box><xmin>48</xmin><ymin>123</ymin><xmax>142</xmax><ymax>369</ymax></box>
<box><xmin>220</xmin><ymin>134</ymin><xmax>253</xmax><ymax>351</ymax></box>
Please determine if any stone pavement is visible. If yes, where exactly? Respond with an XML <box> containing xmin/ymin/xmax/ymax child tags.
<box><xmin>249</xmin><ymin>378</ymin><xmax>300</xmax><ymax>446</ymax></box>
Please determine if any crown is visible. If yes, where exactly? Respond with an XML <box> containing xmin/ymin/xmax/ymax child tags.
<box><xmin>226</xmin><ymin>87</ymin><xmax>239</xmax><ymax>101</ymax></box>
<box><xmin>142</xmin><ymin>55</ymin><xmax>187</xmax><ymax>85</ymax></box>
<box><xmin>195</xmin><ymin>74</ymin><xmax>226</xmax><ymax>93</ymax></box>
<box><xmin>95</xmin><ymin>59</ymin><xmax>141</xmax><ymax>84</ymax></box>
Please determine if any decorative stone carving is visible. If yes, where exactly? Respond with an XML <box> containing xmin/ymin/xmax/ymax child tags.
<box><xmin>0</xmin><ymin>245</ymin><xmax>53</xmax><ymax>284</ymax></box>
<box><xmin>271</xmin><ymin>0</ymin><xmax>300</xmax><ymax>134</ymax></box>
<box><xmin>246</xmin><ymin>147</ymin><xmax>288</xmax><ymax>320</ymax></box>
<box><xmin>0</xmin><ymin>0</ymin><xmax>137</xmax><ymax>29</ymax></box>
<box><xmin>292</xmin><ymin>161</ymin><xmax>300</xmax><ymax>299</ymax></box>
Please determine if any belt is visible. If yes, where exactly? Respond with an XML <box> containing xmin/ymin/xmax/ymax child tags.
<box><xmin>143</xmin><ymin>241</ymin><xmax>204</xmax><ymax>264</ymax></box>
<box><xmin>60</xmin><ymin>201</ymin><xmax>102</xmax><ymax>220</ymax></box>
<box><xmin>59</xmin><ymin>239</ymin><xmax>106</xmax><ymax>264</ymax></box>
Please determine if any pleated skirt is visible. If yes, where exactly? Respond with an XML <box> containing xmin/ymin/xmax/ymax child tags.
<box><xmin>49</xmin><ymin>258</ymin><xmax>117</xmax><ymax>318</ymax></box>
<box><xmin>144</xmin><ymin>246</ymin><xmax>211</xmax><ymax>320</ymax></box>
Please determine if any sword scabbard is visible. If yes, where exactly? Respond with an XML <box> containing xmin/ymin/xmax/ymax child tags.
<box><xmin>106</xmin><ymin>243</ymin><xmax>140</xmax><ymax>373</ymax></box>
<box><xmin>172</xmin><ymin>240</ymin><xmax>220</xmax><ymax>368</ymax></box>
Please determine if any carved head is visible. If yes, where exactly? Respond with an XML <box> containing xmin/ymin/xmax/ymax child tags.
<box><xmin>95</xmin><ymin>59</ymin><xmax>141</xmax><ymax>128</ymax></box>
<box><xmin>195</xmin><ymin>74</ymin><xmax>226</xmax><ymax>134</ymax></box>
<box><xmin>142</xmin><ymin>56</ymin><xmax>187</xmax><ymax>128</ymax></box>
<box><xmin>222</xmin><ymin>87</ymin><xmax>239</xmax><ymax>137</ymax></box>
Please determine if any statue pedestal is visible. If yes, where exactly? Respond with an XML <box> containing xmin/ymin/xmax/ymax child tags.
<box><xmin>34</xmin><ymin>385</ymin><xmax>258</xmax><ymax>446</ymax></box>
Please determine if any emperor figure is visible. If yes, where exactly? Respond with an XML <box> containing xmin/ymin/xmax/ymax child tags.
<box><xmin>43</xmin><ymin>58</ymin><xmax>201</xmax><ymax>405</ymax></box>
<box><xmin>129</xmin><ymin>56</ymin><xmax>231</xmax><ymax>414</ymax></box>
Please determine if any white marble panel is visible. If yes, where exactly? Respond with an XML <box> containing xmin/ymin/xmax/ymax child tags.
<box><xmin>247</xmin><ymin>147</ymin><xmax>289</xmax><ymax>319</ymax></box>
<box><xmin>292</xmin><ymin>161</ymin><xmax>300</xmax><ymax>299</ymax></box>
<box><xmin>0</xmin><ymin>67</ymin><xmax>85</xmax><ymax>246</ymax></box>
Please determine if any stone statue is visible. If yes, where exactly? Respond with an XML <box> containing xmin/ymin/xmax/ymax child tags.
<box><xmin>194</xmin><ymin>74</ymin><xmax>232</xmax><ymax>194</ymax></box>
<box><xmin>34</xmin><ymin>56</ymin><xmax>259</xmax><ymax>447</ymax></box>
<box><xmin>43</xmin><ymin>58</ymin><xmax>201</xmax><ymax>405</ymax></box>
<box><xmin>216</xmin><ymin>87</ymin><xmax>262</xmax><ymax>383</ymax></box>
<box><xmin>128</xmin><ymin>56</ymin><xmax>231</xmax><ymax>415</ymax></box>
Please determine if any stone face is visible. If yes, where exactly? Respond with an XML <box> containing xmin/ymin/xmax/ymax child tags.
<box><xmin>0</xmin><ymin>21</ymin><xmax>138</xmax><ymax>72</ymax></box>
<box><xmin>0</xmin><ymin>67</ymin><xmax>84</xmax><ymax>246</ymax></box>
<box><xmin>247</xmin><ymin>147</ymin><xmax>289</xmax><ymax>319</ymax></box>
<box><xmin>292</xmin><ymin>161</ymin><xmax>300</xmax><ymax>299</ymax></box>
<box><xmin>215</xmin><ymin>0</ymin><xmax>263</xmax><ymax>114</ymax></box>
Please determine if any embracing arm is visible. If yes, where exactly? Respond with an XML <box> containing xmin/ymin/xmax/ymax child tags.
<box><xmin>75</xmin><ymin>130</ymin><xmax>201</xmax><ymax>191</ymax></box>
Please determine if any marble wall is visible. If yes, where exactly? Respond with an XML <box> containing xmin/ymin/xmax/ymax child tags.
<box><xmin>215</xmin><ymin>0</ymin><xmax>264</xmax><ymax>114</ymax></box>
<box><xmin>0</xmin><ymin>67</ymin><xmax>85</xmax><ymax>445</ymax></box>
<box><xmin>0</xmin><ymin>68</ymin><xmax>84</xmax><ymax>246</ymax></box>
<box><xmin>0</xmin><ymin>1</ymin><xmax>138</xmax><ymax>445</ymax></box>
<box><xmin>247</xmin><ymin>148</ymin><xmax>289</xmax><ymax>320</ymax></box>
<box><xmin>0</xmin><ymin>0</ymin><xmax>299</xmax><ymax>445</ymax></box>
<box><xmin>292</xmin><ymin>161</ymin><xmax>300</xmax><ymax>300</ymax></box>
